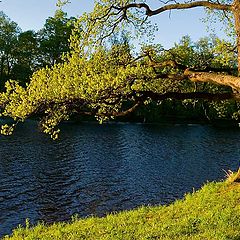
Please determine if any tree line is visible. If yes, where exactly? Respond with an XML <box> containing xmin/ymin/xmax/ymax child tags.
<box><xmin>0</xmin><ymin>9</ymin><xmax>75</xmax><ymax>89</ymax></box>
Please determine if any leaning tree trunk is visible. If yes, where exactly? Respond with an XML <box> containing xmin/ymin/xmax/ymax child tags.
<box><xmin>233</xmin><ymin>0</ymin><xmax>240</xmax><ymax>75</ymax></box>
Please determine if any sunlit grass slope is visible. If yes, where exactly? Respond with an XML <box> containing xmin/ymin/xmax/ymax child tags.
<box><xmin>3</xmin><ymin>181</ymin><xmax>240</xmax><ymax>240</ymax></box>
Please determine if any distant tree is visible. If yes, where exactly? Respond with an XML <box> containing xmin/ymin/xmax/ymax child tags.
<box><xmin>11</xmin><ymin>30</ymin><xmax>39</xmax><ymax>84</ymax></box>
<box><xmin>0</xmin><ymin>10</ymin><xmax>75</xmax><ymax>86</ymax></box>
<box><xmin>38</xmin><ymin>9</ymin><xmax>76</xmax><ymax>66</ymax></box>
<box><xmin>0</xmin><ymin>11</ymin><xmax>20</xmax><ymax>87</ymax></box>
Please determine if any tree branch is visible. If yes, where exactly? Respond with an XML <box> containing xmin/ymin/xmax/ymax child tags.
<box><xmin>105</xmin><ymin>91</ymin><xmax>240</xmax><ymax>118</ymax></box>
<box><xmin>115</xmin><ymin>1</ymin><xmax>231</xmax><ymax>17</ymax></box>
<box><xmin>184</xmin><ymin>69</ymin><xmax>240</xmax><ymax>91</ymax></box>
<box><xmin>137</xmin><ymin>91</ymin><xmax>240</xmax><ymax>101</ymax></box>
<box><xmin>112</xmin><ymin>101</ymin><xmax>142</xmax><ymax>116</ymax></box>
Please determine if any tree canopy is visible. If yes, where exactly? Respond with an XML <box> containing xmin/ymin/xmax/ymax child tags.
<box><xmin>0</xmin><ymin>9</ymin><xmax>75</xmax><ymax>89</ymax></box>
<box><xmin>38</xmin><ymin>9</ymin><xmax>76</xmax><ymax>67</ymax></box>
<box><xmin>0</xmin><ymin>0</ymin><xmax>240</xmax><ymax>139</ymax></box>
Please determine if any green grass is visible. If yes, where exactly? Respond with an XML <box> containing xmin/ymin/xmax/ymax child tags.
<box><xmin>3</xmin><ymin>181</ymin><xmax>240</xmax><ymax>240</ymax></box>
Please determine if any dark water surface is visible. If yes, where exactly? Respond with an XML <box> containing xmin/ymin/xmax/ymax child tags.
<box><xmin>0</xmin><ymin>121</ymin><xmax>240</xmax><ymax>237</ymax></box>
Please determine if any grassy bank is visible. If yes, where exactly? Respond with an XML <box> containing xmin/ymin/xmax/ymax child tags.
<box><xmin>3</xmin><ymin>180</ymin><xmax>240</xmax><ymax>240</ymax></box>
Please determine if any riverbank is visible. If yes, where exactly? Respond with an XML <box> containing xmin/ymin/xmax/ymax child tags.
<box><xmin>3</xmin><ymin>178</ymin><xmax>240</xmax><ymax>240</ymax></box>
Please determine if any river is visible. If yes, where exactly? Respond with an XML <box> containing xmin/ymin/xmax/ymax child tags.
<box><xmin>0</xmin><ymin>121</ymin><xmax>240</xmax><ymax>237</ymax></box>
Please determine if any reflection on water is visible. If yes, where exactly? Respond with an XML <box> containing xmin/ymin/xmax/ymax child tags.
<box><xmin>0</xmin><ymin>121</ymin><xmax>240</xmax><ymax>237</ymax></box>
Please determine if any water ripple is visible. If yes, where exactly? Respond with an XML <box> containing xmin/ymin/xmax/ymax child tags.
<box><xmin>0</xmin><ymin>122</ymin><xmax>240</xmax><ymax>237</ymax></box>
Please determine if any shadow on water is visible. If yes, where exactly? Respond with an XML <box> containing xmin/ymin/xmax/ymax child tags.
<box><xmin>0</xmin><ymin>121</ymin><xmax>240</xmax><ymax>236</ymax></box>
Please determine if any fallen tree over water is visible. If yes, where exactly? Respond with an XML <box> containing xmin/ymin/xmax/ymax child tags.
<box><xmin>1</xmin><ymin>0</ymin><xmax>240</xmax><ymax>139</ymax></box>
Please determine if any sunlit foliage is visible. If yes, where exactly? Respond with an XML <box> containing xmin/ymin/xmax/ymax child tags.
<box><xmin>0</xmin><ymin>0</ymin><xmax>238</xmax><ymax>139</ymax></box>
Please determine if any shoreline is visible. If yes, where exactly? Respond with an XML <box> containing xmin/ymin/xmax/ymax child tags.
<box><xmin>3</xmin><ymin>179</ymin><xmax>240</xmax><ymax>239</ymax></box>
